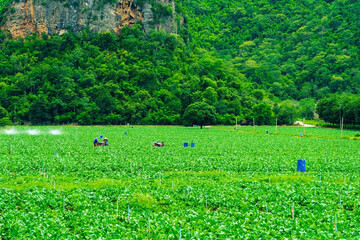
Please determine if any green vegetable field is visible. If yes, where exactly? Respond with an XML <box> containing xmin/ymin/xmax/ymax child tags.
<box><xmin>1</xmin><ymin>126</ymin><xmax>360</xmax><ymax>239</ymax></box>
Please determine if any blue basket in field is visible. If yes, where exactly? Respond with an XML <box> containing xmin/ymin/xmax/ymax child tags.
<box><xmin>297</xmin><ymin>159</ymin><xmax>306</xmax><ymax>172</ymax></box>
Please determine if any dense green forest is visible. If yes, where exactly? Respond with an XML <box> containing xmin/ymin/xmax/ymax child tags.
<box><xmin>0</xmin><ymin>0</ymin><xmax>359</xmax><ymax>125</ymax></box>
<box><xmin>181</xmin><ymin>0</ymin><xmax>360</xmax><ymax>97</ymax></box>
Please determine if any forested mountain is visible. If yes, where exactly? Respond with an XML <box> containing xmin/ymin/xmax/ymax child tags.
<box><xmin>0</xmin><ymin>0</ymin><xmax>359</xmax><ymax>125</ymax></box>
<box><xmin>182</xmin><ymin>0</ymin><xmax>360</xmax><ymax>98</ymax></box>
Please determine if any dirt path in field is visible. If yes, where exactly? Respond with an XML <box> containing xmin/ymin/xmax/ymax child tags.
<box><xmin>294</xmin><ymin>121</ymin><xmax>316</xmax><ymax>127</ymax></box>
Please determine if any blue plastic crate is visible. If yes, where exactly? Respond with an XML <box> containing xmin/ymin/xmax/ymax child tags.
<box><xmin>297</xmin><ymin>159</ymin><xmax>306</xmax><ymax>172</ymax></box>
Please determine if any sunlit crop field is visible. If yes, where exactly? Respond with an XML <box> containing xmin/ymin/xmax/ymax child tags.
<box><xmin>1</xmin><ymin>126</ymin><xmax>360</xmax><ymax>239</ymax></box>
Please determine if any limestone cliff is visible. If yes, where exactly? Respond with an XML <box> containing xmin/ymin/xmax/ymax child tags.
<box><xmin>1</xmin><ymin>0</ymin><xmax>180</xmax><ymax>39</ymax></box>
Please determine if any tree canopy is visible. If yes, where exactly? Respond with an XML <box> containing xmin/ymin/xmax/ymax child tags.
<box><xmin>183</xmin><ymin>102</ymin><xmax>217</xmax><ymax>129</ymax></box>
<box><xmin>0</xmin><ymin>0</ymin><xmax>359</xmax><ymax>126</ymax></box>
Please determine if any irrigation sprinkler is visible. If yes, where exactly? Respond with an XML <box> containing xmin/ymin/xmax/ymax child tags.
<box><xmin>292</xmin><ymin>202</ymin><xmax>294</xmax><ymax>220</ymax></box>
<box><xmin>148</xmin><ymin>217</ymin><xmax>151</xmax><ymax>239</ymax></box>
<box><xmin>339</xmin><ymin>195</ymin><xmax>341</xmax><ymax>207</ymax></box>
<box><xmin>354</xmin><ymin>200</ymin><xmax>356</xmax><ymax>211</ymax></box>
<box><xmin>116</xmin><ymin>197</ymin><xmax>119</xmax><ymax>218</ymax></box>
<box><xmin>128</xmin><ymin>202</ymin><xmax>130</xmax><ymax>220</ymax></box>
<box><xmin>303</xmin><ymin>118</ymin><xmax>305</xmax><ymax>136</ymax></box>
<box><xmin>265</xmin><ymin>200</ymin><xmax>268</xmax><ymax>214</ymax></box>
<box><xmin>341</xmin><ymin>117</ymin><xmax>344</xmax><ymax>139</ymax></box>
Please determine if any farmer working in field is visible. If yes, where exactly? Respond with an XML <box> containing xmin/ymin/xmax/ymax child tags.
<box><xmin>153</xmin><ymin>141</ymin><xmax>165</xmax><ymax>147</ymax></box>
<box><xmin>94</xmin><ymin>137</ymin><xmax>109</xmax><ymax>147</ymax></box>
<box><xmin>93</xmin><ymin>138</ymin><xmax>99</xmax><ymax>147</ymax></box>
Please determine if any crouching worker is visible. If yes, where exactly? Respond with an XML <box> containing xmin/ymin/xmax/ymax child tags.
<box><xmin>153</xmin><ymin>141</ymin><xmax>165</xmax><ymax>147</ymax></box>
<box><xmin>94</xmin><ymin>138</ymin><xmax>99</xmax><ymax>147</ymax></box>
<box><xmin>103</xmin><ymin>137</ymin><xmax>109</xmax><ymax>146</ymax></box>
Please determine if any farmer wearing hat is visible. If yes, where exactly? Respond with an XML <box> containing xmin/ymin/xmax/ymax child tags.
<box><xmin>104</xmin><ymin>137</ymin><xmax>109</xmax><ymax>146</ymax></box>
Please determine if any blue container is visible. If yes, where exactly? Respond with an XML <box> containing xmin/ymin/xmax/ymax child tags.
<box><xmin>266</xmin><ymin>131</ymin><xmax>269</xmax><ymax>134</ymax></box>
<box><xmin>125</xmin><ymin>132</ymin><xmax>127</xmax><ymax>135</ymax></box>
<box><xmin>191</xmin><ymin>143</ymin><xmax>195</xmax><ymax>147</ymax></box>
<box><xmin>297</xmin><ymin>159</ymin><xmax>306</xmax><ymax>172</ymax></box>
<box><xmin>132</xmin><ymin>127</ymin><xmax>134</xmax><ymax>128</ymax></box>
<box><xmin>184</xmin><ymin>143</ymin><xmax>188</xmax><ymax>147</ymax></box>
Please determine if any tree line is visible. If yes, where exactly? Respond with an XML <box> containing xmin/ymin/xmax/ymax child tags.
<box><xmin>1</xmin><ymin>0</ymin><xmax>360</xmax><ymax>126</ymax></box>
<box><xmin>317</xmin><ymin>94</ymin><xmax>360</xmax><ymax>127</ymax></box>
<box><xmin>0</xmin><ymin>26</ymin><xmax>317</xmax><ymax>126</ymax></box>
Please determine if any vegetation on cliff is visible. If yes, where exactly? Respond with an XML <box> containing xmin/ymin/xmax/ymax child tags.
<box><xmin>0</xmin><ymin>0</ymin><xmax>8</xmax><ymax>26</ymax></box>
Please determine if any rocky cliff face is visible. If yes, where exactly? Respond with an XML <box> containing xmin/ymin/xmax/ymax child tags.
<box><xmin>1</xmin><ymin>0</ymin><xmax>179</xmax><ymax>39</ymax></box>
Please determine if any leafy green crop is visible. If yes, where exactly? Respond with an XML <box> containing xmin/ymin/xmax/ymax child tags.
<box><xmin>0</xmin><ymin>126</ymin><xmax>359</xmax><ymax>238</ymax></box>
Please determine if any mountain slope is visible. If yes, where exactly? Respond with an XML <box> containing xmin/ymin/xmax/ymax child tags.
<box><xmin>0</xmin><ymin>0</ymin><xmax>360</xmax><ymax>125</ymax></box>
<box><xmin>180</xmin><ymin>0</ymin><xmax>360</xmax><ymax>99</ymax></box>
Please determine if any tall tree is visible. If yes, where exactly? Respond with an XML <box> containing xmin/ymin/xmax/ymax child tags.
<box><xmin>183</xmin><ymin>102</ymin><xmax>217</xmax><ymax>129</ymax></box>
